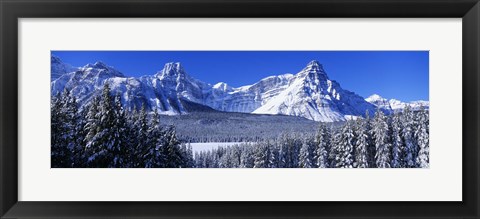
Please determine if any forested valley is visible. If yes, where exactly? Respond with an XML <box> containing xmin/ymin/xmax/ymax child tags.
<box><xmin>52</xmin><ymin>84</ymin><xmax>429</xmax><ymax>168</ymax></box>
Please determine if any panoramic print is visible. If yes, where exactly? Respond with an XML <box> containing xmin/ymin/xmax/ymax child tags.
<box><xmin>51</xmin><ymin>51</ymin><xmax>429</xmax><ymax>168</ymax></box>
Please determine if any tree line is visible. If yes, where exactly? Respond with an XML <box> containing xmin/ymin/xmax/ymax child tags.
<box><xmin>194</xmin><ymin>107</ymin><xmax>429</xmax><ymax>168</ymax></box>
<box><xmin>51</xmin><ymin>84</ymin><xmax>194</xmax><ymax>168</ymax></box>
<box><xmin>52</xmin><ymin>83</ymin><xmax>429</xmax><ymax>168</ymax></box>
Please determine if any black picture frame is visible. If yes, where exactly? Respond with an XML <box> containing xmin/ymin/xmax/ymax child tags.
<box><xmin>1</xmin><ymin>0</ymin><xmax>479</xmax><ymax>218</ymax></box>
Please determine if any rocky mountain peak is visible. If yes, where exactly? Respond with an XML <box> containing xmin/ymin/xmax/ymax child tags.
<box><xmin>79</xmin><ymin>61</ymin><xmax>125</xmax><ymax>79</ymax></box>
<box><xmin>366</xmin><ymin>94</ymin><xmax>386</xmax><ymax>102</ymax></box>
<box><xmin>303</xmin><ymin>60</ymin><xmax>325</xmax><ymax>73</ymax></box>
<box><xmin>83</xmin><ymin>61</ymin><xmax>113</xmax><ymax>70</ymax></box>
<box><xmin>51</xmin><ymin>55</ymin><xmax>62</xmax><ymax>64</ymax></box>
<box><xmin>157</xmin><ymin>62</ymin><xmax>186</xmax><ymax>79</ymax></box>
<box><xmin>298</xmin><ymin>60</ymin><xmax>328</xmax><ymax>83</ymax></box>
<box><xmin>213</xmin><ymin>82</ymin><xmax>232</xmax><ymax>91</ymax></box>
<box><xmin>93</xmin><ymin>61</ymin><xmax>109</xmax><ymax>69</ymax></box>
<box><xmin>51</xmin><ymin>55</ymin><xmax>78</xmax><ymax>81</ymax></box>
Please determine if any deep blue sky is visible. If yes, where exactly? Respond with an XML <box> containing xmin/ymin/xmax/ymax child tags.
<box><xmin>51</xmin><ymin>51</ymin><xmax>429</xmax><ymax>102</ymax></box>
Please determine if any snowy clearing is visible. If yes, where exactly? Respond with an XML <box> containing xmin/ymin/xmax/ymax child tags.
<box><xmin>190</xmin><ymin>142</ymin><xmax>252</xmax><ymax>154</ymax></box>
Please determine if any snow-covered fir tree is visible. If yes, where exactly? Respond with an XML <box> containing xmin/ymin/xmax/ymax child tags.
<box><xmin>108</xmin><ymin>93</ymin><xmax>129</xmax><ymax>167</ymax></box>
<box><xmin>353</xmin><ymin>119</ymin><xmax>369</xmax><ymax>168</ymax></box>
<box><xmin>276</xmin><ymin>134</ymin><xmax>289</xmax><ymax>168</ymax></box>
<box><xmin>401</xmin><ymin>106</ymin><xmax>418</xmax><ymax>168</ymax></box>
<box><xmin>184</xmin><ymin>143</ymin><xmax>195</xmax><ymax>168</ymax></box>
<box><xmin>72</xmin><ymin>106</ymin><xmax>88</xmax><ymax>167</ymax></box>
<box><xmin>265</xmin><ymin>142</ymin><xmax>279</xmax><ymax>168</ymax></box>
<box><xmin>253</xmin><ymin>141</ymin><xmax>271</xmax><ymax>168</ymax></box>
<box><xmin>161</xmin><ymin>126</ymin><xmax>184</xmax><ymax>168</ymax></box>
<box><xmin>219</xmin><ymin>147</ymin><xmax>234</xmax><ymax>168</ymax></box>
<box><xmin>332</xmin><ymin>121</ymin><xmax>354</xmax><ymax>168</ymax></box>
<box><xmin>51</xmin><ymin>92</ymin><xmax>65</xmax><ymax>167</ymax></box>
<box><xmin>314</xmin><ymin>123</ymin><xmax>330</xmax><ymax>168</ymax></box>
<box><xmin>289</xmin><ymin>134</ymin><xmax>302</xmax><ymax>168</ymax></box>
<box><xmin>372</xmin><ymin>109</ymin><xmax>392</xmax><ymax>168</ymax></box>
<box><xmin>143</xmin><ymin>108</ymin><xmax>166</xmax><ymax>168</ymax></box>
<box><xmin>133</xmin><ymin>103</ymin><xmax>149</xmax><ymax>167</ymax></box>
<box><xmin>84</xmin><ymin>84</ymin><xmax>125</xmax><ymax>167</ymax></box>
<box><xmin>391</xmin><ymin>113</ymin><xmax>405</xmax><ymax>168</ymax></box>
<box><xmin>415</xmin><ymin>106</ymin><xmax>429</xmax><ymax>168</ymax></box>
<box><xmin>83</xmin><ymin>95</ymin><xmax>101</xmax><ymax>167</ymax></box>
<box><xmin>51</xmin><ymin>89</ymin><xmax>79</xmax><ymax>167</ymax></box>
<box><xmin>239</xmin><ymin>144</ymin><xmax>255</xmax><ymax>168</ymax></box>
<box><xmin>364</xmin><ymin>110</ymin><xmax>376</xmax><ymax>168</ymax></box>
<box><xmin>299</xmin><ymin>138</ymin><xmax>314</xmax><ymax>168</ymax></box>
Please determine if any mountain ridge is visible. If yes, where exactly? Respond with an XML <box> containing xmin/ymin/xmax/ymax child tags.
<box><xmin>51</xmin><ymin>56</ymin><xmax>428</xmax><ymax>122</ymax></box>
<box><xmin>365</xmin><ymin>94</ymin><xmax>429</xmax><ymax>112</ymax></box>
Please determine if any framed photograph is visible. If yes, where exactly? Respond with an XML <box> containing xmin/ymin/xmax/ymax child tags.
<box><xmin>1</xmin><ymin>0</ymin><xmax>479</xmax><ymax>218</ymax></box>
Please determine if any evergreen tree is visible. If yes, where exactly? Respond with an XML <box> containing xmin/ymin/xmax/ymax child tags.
<box><xmin>51</xmin><ymin>90</ymin><xmax>77</xmax><ymax>167</ymax></box>
<box><xmin>353</xmin><ymin>119</ymin><xmax>369</xmax><ymax>168</ymax></box>
<box><xmin>83</xmin><ymin>95</ymin><xmax>101</xmax><ymax>166</ymax></box>
<box><xmin>185</xmin><ymin>143</ymin><xmax>195</xmax><ymax>168</ymax></box>
<box><xmin>72</xmin><ymin>107</ymin><xmax>88</xmax><ymax>167</ymax></box>
<box><xmin>415</xmin><ymin>106</ymin><xmax>429</xmax><ymax>168</ymax></box>
<box><xmin>108</xmin><ymin>93</ymin><xmax>129</xmax><ymax>167</ymax></box>
<box><xmin>143</xmin><ymin>108</ymin><xmax>166</xmax><ymax>167</ymax></box>
<box><xmin>290</xmin><ymin>134</ymin><xmax>302</xmax><ymax>168</ymax></box>
<box><xmin>123</xmin><ymin>106</ymin><xmax>139</xmax><ymax>167</ymax></box>
<box><xmin>402</xmin><ymin>106</ymin><xmax>417</xmax><ymax>167</ymax></box>
<box><xmin>194</xmin><ymin>151</ymin><xmax>204</xmax><ymax>168</ymax></box>
<box><xmin>161</xmin><ymin>126</ymin><xmax>183</xmax><ymax>168</ymax></box>
<box><xmin>268</xmin><ymin>143</ymin><xmax>280</xmax><ymax>168</ymax></box>
<box><xmin>253</xmin><ymin>141</ymin><xmax>271</xmax><ymax>168</ymax></box>
<box><xmin>96</xmin><ymin>84</ymin><xmax>115</xmax><ymax>167</ymax></box>
<box><xmin>299</xmin><ymin>138</ymin><xmax>314</xmax><ymax>168</ymax></box>
<box><xmin>51</xmin><ymin>92</ymin><xmax>64</xmax><ymax>167</ymax></box>
<box><xmin>84</xmin><ymin>83</ymin><xmax>120</xmax><ymax>167</ymax></box>
<box><xmin>219</xmin><ymin>146</ymin><xmax>239</xmax><ymax>168</ymax></box>
<box><xmin>133</xmin><ymin>103</ymin><xmax>149</xmax><ymax>167</ymax></box>
<box><xmin>391</xmin><ymin>113</ymin><xmax>405</xmax><ymax>168</ymax></box>
<box><xmin>364</xmin><ymin>110</ymin><xmax>376</xmax><ymax>167</ymax></box>
<box><xmin>332</xmin><ymin>121</ymin><xmax>354</xmax><ymax>168</ymax></box>
<box><xmin>64</xmin><ymin>91</ymin><xmax>80</xmax><ymax>167</ymax></box>
<box><xmin>210</xmin><ymin>150</ymin><xmax>218</xmax><ymax>168</ymax></box>
<box><xmin>231</xmin><ymin>145</ymin><xmax>243</xmax><ymax>168</ymax></box>
<box><xmin>239</xmin><ymin>144</ymin><xmax>255</xmax><ymax>168</ymax></box>
<box><xmin>314</xmin><ymin>123</ymin><xmax>329</xmax><ymax>168</ymax></box>
<box><xmin>372</xmin><ymin>109</ymin><xmax>392</xmax><ymax>168</ymax></box>
<box><xmin>278</xmin><ymin>134</ymin><xmax>290</xmax><ymax>167</ymax></box>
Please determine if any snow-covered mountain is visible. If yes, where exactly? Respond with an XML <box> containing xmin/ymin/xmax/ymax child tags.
<box><xmin>252</xmin><ymin>60</ymin><xmax>377</xmax><ymax>122</ymax></box>
<box><xmin>51</xmin><ymin>55</ymin><xmax>78</xmax><ymax>81</ymax></box>
<box><xmin>365</xmin><ymin>94</ymin><xmax>429</xmax><ymax>112</ymax></box>
<box><xmin>51</xmin><ymin>56</ymin><xmax>426</xmax><ymax>122</ymax></box>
